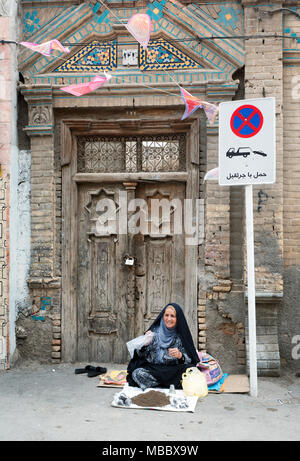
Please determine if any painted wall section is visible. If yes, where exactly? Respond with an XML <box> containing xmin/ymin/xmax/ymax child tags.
<box><xmin>0</xmin><ymin>0</ymin><xmax>20</xmax><ymax>368</ymax></box>
<box><xmin>10</xmin><ymin>149</ymin><xmax>31</xmax><ymax>363</ymax></box>
<box><xmin>9</xmin><ymin>0</ymin><xmax>22</xmax><ymax>365</ymax></box>
<box><xmin>0</xmin><ymin>14</ymin><xmax>11</xmax><ymax>369</ymax></box>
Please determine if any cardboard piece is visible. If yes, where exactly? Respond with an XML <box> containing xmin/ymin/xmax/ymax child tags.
<box><xmin>98</xmin><ymin>383</ymin><xmax>125</xmax><ymax>388</ymax></box>
<box><xmin>98</xmin><ymin>371</ymin><xmax>250</xmax><ymax>394</ymax></box>
<box><xmin>223</xmin><ymin>374</ymin><xmax>249</xmax><ymax>393</ymax></box>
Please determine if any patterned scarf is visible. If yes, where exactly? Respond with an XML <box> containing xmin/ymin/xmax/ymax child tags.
<box><xmin>155</xmin><ymin>315</ymin><xmax>177</xmax><ymax>363</ymax></box>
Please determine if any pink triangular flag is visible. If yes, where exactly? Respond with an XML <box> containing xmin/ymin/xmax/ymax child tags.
<box><xmin>126</xmin><ymin>13</ymin><xmax>151</xmax><ymax>49</ymax></box>
<box><xmin>201</xmin><ymin>102</ymin><xmax>219</xmax><ymax>124</ymax></box>
<box><xmin>20</xmin><ymin>39</ymin><xmax>70</xmax><ymax>57</ymax></box>
<box><xmin>204</xmin><ymin>167</ymin><xmax>219</xmax><ymax>181</ymax></box>
<box><xmin>60</xmin><ymin>74</ymin><xmax>111</xmax><ymax>97</ymax></box>
<box><xmin>180</xmin><ymin>87</ymin><xmax>203</xmax><ymax>120</ymax></box>
<box><xmin>180</xmin><ymin>87</ymin><xmax>219</xmax><ymax>124</ymax></box>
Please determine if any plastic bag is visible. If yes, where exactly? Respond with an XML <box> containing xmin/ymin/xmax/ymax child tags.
<box><xmin>113</xmin><ymin>390</ymin><xmax>132</xmax><ymax>407</ymax></box>
<box><xmin>196</xmin><ymin>351</ymin><xmax>223</xmax><ymax>385</ymax></box>
<box><xmin>182</xmin><ymin>367</ymin><xmax>208</xmax><ymax>398</ymax></box>
<box><xmin>170</xmin><ymin>394</ymin><xmax>189</xmax><ymax>409</ymax></box>
<box><xmin>126</xmin><ymin>331</ymin><xmax>154</xmax><ymax>358</ymax></box>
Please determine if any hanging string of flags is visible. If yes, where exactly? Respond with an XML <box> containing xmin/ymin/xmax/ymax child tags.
<box><xmin>20</xmin><ymin>39</ymin><xmax>70</xmax><ymax>57</ymax></box>
<box><xmin>60</xmin><ymin>73</ymin><xmax>112</xmax><ymax>97</ymax></box>
<box><xmin>17</xmin><ymin>11</ymin><xmax>218</xmax><ymax>124</ymax></box>
<box><xmin>125</xmin><ymin>13</ymin><xmax>151</xmax><ymax>50</ymax></box>
<box><xmin>204</xmin><ymin>167</ymin><xmax>219</xmax><ymax>181</ymax></box>
<box><xmin>180</xmin><ymin>87</ymin><xmax>219</xmax><ymax>123</ymax></box>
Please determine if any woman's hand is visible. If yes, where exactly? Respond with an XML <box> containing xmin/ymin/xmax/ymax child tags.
<box><xmin>168</xmin><ymin>348</ymin><xmax>183</xmax><ymax>359</ymax></box>
<box><xmin>143</xmin><ymin>330</ymin><xmax>154</xmax><ymax>346</ymax></box>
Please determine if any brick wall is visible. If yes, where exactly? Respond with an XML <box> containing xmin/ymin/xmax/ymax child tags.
<box><xmin>17</xmin><ymin>91</ymin><xmax>62</xmax><ymax>363</ymax></box>
<box><xmin>244</xmin><ymin>3</ymin><xmax>284</xmax><ymax>266</ymax></box>
<box><xmin>243</xmin><ymin>2</ymin><xmax>283</xmax><ymax>375</ymax></box>
<box><xmin>202</xmin><ymin>3</ymin><xmax>287</xmax><ymax>374</ymax></box>
<box><xmin>283</xmin><ymin>65</ymin><xmax>300</xmax><ymax>267</ymax></box>
<box><xmin>29</xmin><ymin>135</ymin><xmax>56</xmax><ymax>278</ymax></box>
<box><xmin>279</xmin><ymin>15</ymin><xmax>300</xmax><ymax>369</ymax></box>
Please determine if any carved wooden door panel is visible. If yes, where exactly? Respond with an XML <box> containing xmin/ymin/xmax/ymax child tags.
<box><xmin>62</xmin><ymin>127</ymin><xmax>199</xmax><ymax>362</ymax></box>
<box><xmin>134</xmin><ymin>182</ymin><xmax>186</xmax><ymax>336</ymax></box>
<box><xmin>77</xmin><ymin>183</ymin><xmax>129</xmax><ymax>363</ymax></box>
<box><xmin>77</xmin><ymin>180</ymin><xmax>188</xmax><ymax>362</ymax></box>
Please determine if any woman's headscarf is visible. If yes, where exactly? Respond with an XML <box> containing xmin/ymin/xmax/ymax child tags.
<box><xmin>155</xmin><ymin>313</ymin><xmax>177</xmax><ymax>363</ymax></box>
<box><xmin>148</xmin><ymin>303</ymin><xmax>199</xmax><ymax>366</ymax></box>
<box><xmin>157</xmin><ymin>314</ymin><xmax>177</xmax><ymax>348</ymax></box>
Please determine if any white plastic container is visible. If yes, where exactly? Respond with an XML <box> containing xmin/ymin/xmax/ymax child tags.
<box><xmin>182</xmin><ymin>367</ymin><xmax>208</xmax><ymax>398</ymax></box>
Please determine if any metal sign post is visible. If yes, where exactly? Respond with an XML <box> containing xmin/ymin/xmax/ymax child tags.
<box><xmin>245</xmin><ymin>184</ymin><xmax>258</xmax><ymax>397</ymax></box>
<box><xmin>218</xmin><ymin>97</ymin><xmax>276</xmax><ymax>397</ymax></box>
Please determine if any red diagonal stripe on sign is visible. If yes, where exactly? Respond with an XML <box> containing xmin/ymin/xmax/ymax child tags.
<box><xmin>236</xmin><ymin>108</ymin><xmax>259</xmax><ymax>133</ymax></box>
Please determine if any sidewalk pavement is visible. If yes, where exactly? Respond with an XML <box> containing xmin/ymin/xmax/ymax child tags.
<box><xmin>0</xmin><ymin>361</ymin><xmax>299</xmax><ymax>442</ymax></box>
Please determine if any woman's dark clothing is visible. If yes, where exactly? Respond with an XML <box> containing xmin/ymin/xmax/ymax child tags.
<box><xmin>147</xmin><ymin>303</ymin><xmax>200</xmax><ymax>365</ymax></box>
<box><xmin>126</xmin><ymin>303</ymin><xmax>199</xmax><ymax>389</ymax></box>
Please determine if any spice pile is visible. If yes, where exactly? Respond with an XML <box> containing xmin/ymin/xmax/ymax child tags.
<box><xmin>131</xmin><ymin>390</ymin><xmax>170</xmax><ymax>407</ymax></box>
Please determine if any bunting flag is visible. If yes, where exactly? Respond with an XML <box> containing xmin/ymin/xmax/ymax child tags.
<box><xmin>180</xmin><ymin>87</ymin><xmax>219</xmax><ymax>124</ymax></box>
<box><xmin>60</xmin><ymin>74</ymin><xmax>111</xmax><ymax>96</ymax></box>
<box><xmin>125</xmin><ymin>13</ymin><xmax>151</xmax><ymax>49</ymax></box>
<box><xmin>204</xmin><ymin>167</ymin><xmax>219</xmax><ymax>181</ymax></box>
<box><xmin>20</xmin><ymin>39</ymin><xmax>70</xmax><ymax>57</ymax></box>
<box><xmin>202</xmin><ymin>101</ymin><xmax>219</xmax><ymax>124</ymax></box>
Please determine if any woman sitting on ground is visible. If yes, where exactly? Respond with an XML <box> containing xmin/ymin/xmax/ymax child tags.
<box><xmin>126</xmin><ymin>303</ymin><xmax>199</xmax><ymax>390</ymax></box>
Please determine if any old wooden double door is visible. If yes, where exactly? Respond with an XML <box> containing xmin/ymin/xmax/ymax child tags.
<box><xmin>63</xmin><ymin>130</ymin><xmax>199</xmax><ymax>363</ymax></box>
<box><xmin>77</xmin><ymin>180</ymin><xmax>189</xmax><ymax>363</ymax></box>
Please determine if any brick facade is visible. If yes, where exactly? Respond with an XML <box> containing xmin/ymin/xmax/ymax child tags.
<box><xmin>243</xmin><ymin>2</ymin><xmax>283</xmax><ymax>375</ymax></box>
<box><xmin>1</xmin><ymin>0</ymin><xmax>299</xmax><ymax>374</ymax></box>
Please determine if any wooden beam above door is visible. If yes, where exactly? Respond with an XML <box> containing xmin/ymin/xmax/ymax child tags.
<box><xmin>73</xmin><ymin>172</ymin><xmax>189</xmax><ymax>183</ymax></box>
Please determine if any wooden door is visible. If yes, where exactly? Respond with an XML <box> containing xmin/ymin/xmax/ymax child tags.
<box><xmin>77</xmin><ymin>180</ymin><xmax>189</xmax><ymax>362</ymax></box>
<box><xmin>67</xmin><ymin>126</ymin><xmax>199</xmax><ymax>363</ymax></box>
<box><xmin>134</xmin><ymin>182</ymin><xmax>186</xmax><ymax>336</ymax></box>
<box><xmin>77</xmin><ymin>183</ymin><xmax>129</xmax><ymax>363</ymax></box>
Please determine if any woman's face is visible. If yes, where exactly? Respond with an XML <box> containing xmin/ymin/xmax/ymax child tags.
<box><xmin>163</xmin><ymin>306</ymin><xmax>177</xmax><ymax>329</ymax></box>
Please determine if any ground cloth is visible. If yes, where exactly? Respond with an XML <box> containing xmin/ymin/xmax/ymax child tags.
<box><xmin>111</xmin><ymin>386</ymin><xmax>199</xmax><ymax>412</ymax></box>
<box><xmin>98</xmin><ymin>370</ymin><xmax>127</xmax><ymax>386</ymax></box>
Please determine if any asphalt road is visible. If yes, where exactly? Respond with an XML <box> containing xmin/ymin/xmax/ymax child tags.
<box><xmin>1</xmin><ymin>361</ymin><xmax>300</xmax><ymax>442</ymax></box>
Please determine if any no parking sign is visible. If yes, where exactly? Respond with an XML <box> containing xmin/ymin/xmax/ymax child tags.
<box><xmin>219</xmin><ymin>97</ymin><xmax>276</xmax><ymax>186</ymax></box>
<box><xmin>217</xmin><ymin>97</ymin><xmax>276</xmax><ymax>397</ymax></box>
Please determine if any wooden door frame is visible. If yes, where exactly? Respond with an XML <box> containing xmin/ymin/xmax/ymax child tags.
<box><xmin>61</xmin><ymin>117</ymin><xmax>200</xmax><ymax>362</ymax></box>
